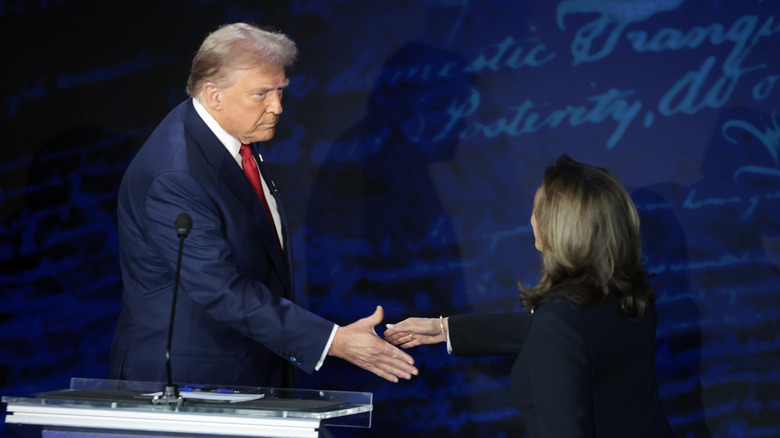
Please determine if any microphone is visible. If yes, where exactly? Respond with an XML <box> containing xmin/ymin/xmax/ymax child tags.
<box><xmin>175</xmin><ymin>213</ymin><xmax>192</xmax><ymax>237</ymax></box>
<box><xmin>153</xmin><ymin>213</ymin><xmax>191</xmax><ymax>406</ymax></box>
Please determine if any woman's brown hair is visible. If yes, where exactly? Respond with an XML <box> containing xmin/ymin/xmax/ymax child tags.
<box><xmin>520</xmin><ymin>155</ymin><xmax>653</xmax><ymax>320</ymax></box>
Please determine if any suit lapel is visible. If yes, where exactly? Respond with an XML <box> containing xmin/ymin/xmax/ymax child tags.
<box><xmin>250</xmin><ymin>144</ymin><xmax>296</xmax><ymax>299</ymax></box>
<box><xmin>182</xmin><ymin>100</ymin><xmax>291</xmax><ymax>291</ymax></box>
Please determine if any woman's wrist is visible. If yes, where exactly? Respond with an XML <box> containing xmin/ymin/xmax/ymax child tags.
<box><xmin>439</xmin><ymin>316</ymin><xmax>448</xmax><ymax>342</ymax></box>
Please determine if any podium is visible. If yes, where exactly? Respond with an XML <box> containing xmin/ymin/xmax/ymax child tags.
<box><xmin>2</xmin><ymin>378</ymin><xmax>372</xmax><ymax>438</ymax></box>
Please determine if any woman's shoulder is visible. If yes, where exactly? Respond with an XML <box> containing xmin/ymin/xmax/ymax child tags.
<box><xmin>534</xmin><ymin>282</ymin><xmax>654</xmax><ymax>330</ymax></box>
<box><xmin>534</xmin><ymin>285</ymin><xmax>620</xmax><ymax>322</ymax></box>
<box><xmin>537</xmin><ymin>280</ymin><xmax>589</xmax><ymax>309</ymax></box>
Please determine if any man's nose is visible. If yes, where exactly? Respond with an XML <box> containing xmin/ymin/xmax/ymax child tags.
<box><xmin>266</xmin><ymin>92</ymin><xmax>283</xmax><ymax>114</ymax></box>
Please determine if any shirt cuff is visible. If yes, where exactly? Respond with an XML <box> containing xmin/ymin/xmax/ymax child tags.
<box><xmin>446</xmin><ymin>328</ymin><xmax>453</xmax><ymax>354</ymax></box>
<box><xmin>315</xmin><ymin>324</ymin><xmax>339</xmax><ymax>371</ymax></box>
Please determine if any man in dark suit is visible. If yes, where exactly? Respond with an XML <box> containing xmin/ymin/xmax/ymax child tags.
<box><xmin>109</xmin><ymin>23</ymin><xmax>417</xmax><ymax>388</ymax></box>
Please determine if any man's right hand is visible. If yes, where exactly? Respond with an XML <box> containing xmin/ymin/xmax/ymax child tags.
<box><xmin>328</xmin><ymin>306</ymin><xmax>418</xmax><ymax>383</ymax></box>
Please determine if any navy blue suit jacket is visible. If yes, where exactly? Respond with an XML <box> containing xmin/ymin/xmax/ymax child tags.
<box><xmin>449</xmin><ymin>282</ymin><xmax>676</xmax><ymax>438</ymax></box>
<box><xmin>109</xmin><ymin>99</ymin><xmax>334</xmax><ymax>387</ymax></box>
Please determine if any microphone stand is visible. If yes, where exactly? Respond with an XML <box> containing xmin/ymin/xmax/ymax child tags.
<box><xmin>152</xmin><ymin>213</ymin><xmax>191</xmax><ymax>407</ymax></box>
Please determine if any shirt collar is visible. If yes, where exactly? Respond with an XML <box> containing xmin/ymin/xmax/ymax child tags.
<box><xmin>192</xmin><ymin>98</ymin><xmax>242</xmax><ymax>162</ymax></box>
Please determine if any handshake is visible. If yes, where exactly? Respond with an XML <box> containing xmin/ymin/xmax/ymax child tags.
<box><xmin>328</xmin><ymin>306</ymin><xmax>447</xmax><ymax>383</ymax></box>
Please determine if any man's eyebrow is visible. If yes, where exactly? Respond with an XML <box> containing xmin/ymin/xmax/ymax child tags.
<box><xmin>256</xmin><ymin>79</ymin><xmax>290</xmax><ymax>93</ymax></box>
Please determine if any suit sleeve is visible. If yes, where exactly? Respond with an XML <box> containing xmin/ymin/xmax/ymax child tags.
<box><xmin>525</xmin><ymin>311</ymin><xmax>593</xmax><ymax>438</ymax></box>
<box><xmin>449</xmin><ymin>312</ymin><xmax>530</xmax><ymax>357</ymax></box>
<box><xmin>142</xmin><ymin>170</ymin><xmax>334</xmax><ymax>373</ymax></box>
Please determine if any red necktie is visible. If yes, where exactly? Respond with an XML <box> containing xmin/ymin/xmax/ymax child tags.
<box><xmin>239</xmin><ymin>144</ymin><xmax>283</xmax><ymax>254</ymax></box>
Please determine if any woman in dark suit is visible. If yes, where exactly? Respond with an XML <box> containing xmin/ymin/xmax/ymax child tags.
<box><xmin>385</xmin><ymin>154</ymin><xmax>676</xmax><ymax>437</ymax></box>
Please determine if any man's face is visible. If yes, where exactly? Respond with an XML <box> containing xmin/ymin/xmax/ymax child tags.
<box><xmin>213</xmin><ymin>63</ymin><xmax>289</xmax><ymax>144</ymax></box>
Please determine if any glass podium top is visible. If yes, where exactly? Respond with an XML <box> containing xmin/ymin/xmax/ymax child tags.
<box><xmin>2</xmin><ymin>378</ymin><xmax>373</xmax><ymax>436</ymax></box>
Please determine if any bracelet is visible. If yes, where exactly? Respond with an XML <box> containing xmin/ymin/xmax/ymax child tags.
<box><xmin>439</xmin><ymin>315</ymin><xmax>446</xmax><ymax>339</ymax></box>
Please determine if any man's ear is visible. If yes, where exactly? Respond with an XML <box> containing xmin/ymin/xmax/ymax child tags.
<box><xmin>202</xmin><ymin>83</ymin><xmax>221</xmax><ymax>110</ymax></box>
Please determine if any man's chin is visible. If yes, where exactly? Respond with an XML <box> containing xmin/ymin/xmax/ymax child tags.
<box><xmin>246</xmin><ymin>129</ymin><xmax>276</xmax><ymax>144</ymax></box>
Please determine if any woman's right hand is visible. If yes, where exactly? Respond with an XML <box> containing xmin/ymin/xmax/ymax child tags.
<box><xmin>384</xmin><ymin>317</ymin><xmax>448</xmax><ymax>348</ymax></box>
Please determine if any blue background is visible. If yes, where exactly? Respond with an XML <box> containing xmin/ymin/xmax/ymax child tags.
<box><xmin>2</xmin><ymin>1</ymin><xmax>779</xmax><ymax>437</ymax></box>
